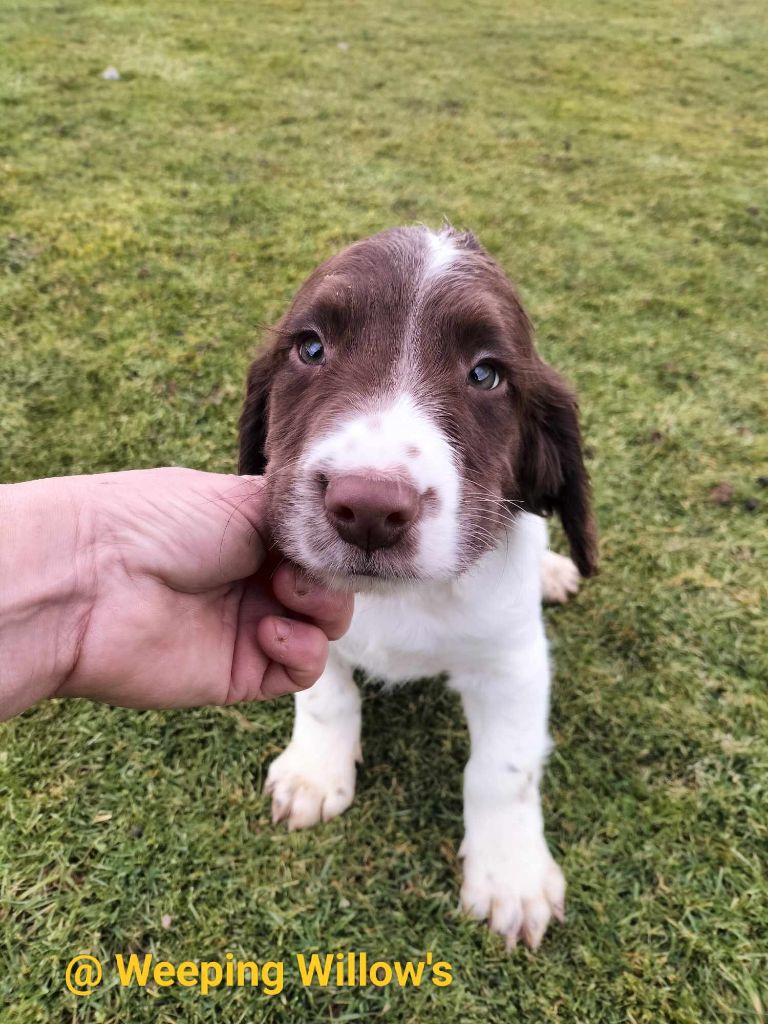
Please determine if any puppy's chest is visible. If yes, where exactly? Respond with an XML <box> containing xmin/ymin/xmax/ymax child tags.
<box><xmin>334</xmin><ymin>583</ymin><xmax>520</xmax><ymax>683</ymax></box>
<box><xmin>334</xmin><ymin>593</ymin><xmax>469</xmax><ymax>681</ymax></box>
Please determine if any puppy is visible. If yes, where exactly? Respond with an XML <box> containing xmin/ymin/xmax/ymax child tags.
<box><xmin>239</xmin><ymin>226</ymin><xmax>597</xmax><ymax>949</ymax></box>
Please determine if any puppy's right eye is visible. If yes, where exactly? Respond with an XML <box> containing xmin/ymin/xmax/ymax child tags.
<box><xmin>297</xmin><ymin>334</ymin><xmax>325</xmax><ymax>366</ymax></box>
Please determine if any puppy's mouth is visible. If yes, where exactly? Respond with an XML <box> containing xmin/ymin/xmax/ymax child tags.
<box><xmin>289</xmin><ymin>543</ymin><xmax>426</xmax><ymax>589</ymax></box>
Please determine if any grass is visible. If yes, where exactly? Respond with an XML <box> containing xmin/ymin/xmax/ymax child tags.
<box><xmin>1</xmin><ymin>0</ymin><xmax>766</xmax><ymax>1020</ymax></box>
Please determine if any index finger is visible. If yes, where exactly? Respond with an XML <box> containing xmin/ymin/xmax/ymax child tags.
<box><xmin>271</xmin><ymin>563</ymin><xmax>354</xmax><ymax>641</ymax></box>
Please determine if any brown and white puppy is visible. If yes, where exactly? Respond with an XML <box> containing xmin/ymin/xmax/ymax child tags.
<box><xmin>240</xmin><ymin>226</ymin><xmax>597</xmax><ymax>949</ymax></box>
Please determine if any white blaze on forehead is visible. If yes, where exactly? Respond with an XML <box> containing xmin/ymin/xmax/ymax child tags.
<box><xmin>301</xmin><ymin>393</ymin><xmax>461</xmax><ymax>577</ymax></box>
<box><xmin>424</xmin><ymin>228</ymin><xmax>458</xmax><ymax>277</ymax></box>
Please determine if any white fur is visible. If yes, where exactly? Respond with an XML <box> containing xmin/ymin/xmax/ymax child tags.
<box><xmin>266</xmin><ymin>511</ymin><xmax>577</xmax><ymax>949</ymax></box>
<box><xmin>293</xmin><ymin>393</ymin><xmax>461</xmax><ymax>580</ymax></box>
<box><xmin>542</xmin><ymin>549</ymin><xmax>581</xmax><ymax>604</ymax></box>
<box><xmin>424</xmin><ymin>227</ymin><xmax>458</xmax><ymax>276</ymax></box>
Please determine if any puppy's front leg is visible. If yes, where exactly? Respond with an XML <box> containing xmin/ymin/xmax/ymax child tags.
<box><xmin>265</xmin><ymin>647</ymin><xmax>361</xmax><ymax>830</ymax></box>
<box><xmin>453</xmin><ymin>641</ymin><xmax>565</xmax><ymax>950</ymax></box>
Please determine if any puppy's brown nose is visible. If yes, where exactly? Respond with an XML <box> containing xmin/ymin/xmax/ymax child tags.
<box><xmin>324</xmin><ymin>474</ymin><xmax>420</xmax><ymax>552</ymax></box>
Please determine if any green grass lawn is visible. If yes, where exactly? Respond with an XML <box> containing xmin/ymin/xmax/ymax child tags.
<box><xmin>1</xmin><ymin>0</ymin><xmax>767</xmax><ymax>1020</ymax></box>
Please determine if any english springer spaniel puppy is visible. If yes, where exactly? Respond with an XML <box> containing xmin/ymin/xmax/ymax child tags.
<box><xmin>239</xmin><ymin>226</ymin><xmax>597</xmax><ymax>949</ymax></box>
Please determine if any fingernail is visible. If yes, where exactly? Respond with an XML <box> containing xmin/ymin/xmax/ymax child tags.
<box><xmin>292</xmin><ymin>566</ymin><xmax>316</xmax><ymax>598</ymax></box>
<box><xmin>273</xmin><ymin>617</ymin><xmax>294</xmax><ymax>643</ymax></box>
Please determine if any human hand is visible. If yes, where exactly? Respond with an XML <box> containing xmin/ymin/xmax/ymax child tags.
<box><xmin>0</xmin><ymin>469</ymin><xmax>353</xmax><ymax>717</ymax></box>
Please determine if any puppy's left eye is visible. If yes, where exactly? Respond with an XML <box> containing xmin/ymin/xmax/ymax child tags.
<box><xmin>468</xmin><ymin>362</ymin><xmax>501</xmax><ymax>390</ymax></box>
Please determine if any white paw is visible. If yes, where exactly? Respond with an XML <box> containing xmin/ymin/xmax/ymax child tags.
<box><xmin>541</xmin><ymin>551</ymin><xmax>581</xmax><ymax>604</ymax></box>
<box><xmin>459</xmin><ymin>834</ymin><xmax>566</xmax><ymax>950</ymax></box>
<box><xmin>265</xmin><ymin>742</ymin><xmax>358</xmax><ymax>830</ymax></box>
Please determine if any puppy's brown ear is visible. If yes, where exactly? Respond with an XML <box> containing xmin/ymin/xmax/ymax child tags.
<box><xmin>517</xmin><ymin>367</ymin><xmax>598</xmax><ymax>578</ymax></box>
<box><xmin>238</xmin><ymin>350</ymin><xmax>274</xmax><ymax>475</ymax></box>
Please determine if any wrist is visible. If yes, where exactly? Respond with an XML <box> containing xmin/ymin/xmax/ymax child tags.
<box><xmin>0</xmin><ymin>476</ymin><xmax>97</xmax><ymax>718</ymax></box>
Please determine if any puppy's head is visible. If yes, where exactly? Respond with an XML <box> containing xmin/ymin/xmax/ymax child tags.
<box><xmin>240</xmin><ymin>226</ymin><xmax>597</xmax><ymax>586</ymax></box>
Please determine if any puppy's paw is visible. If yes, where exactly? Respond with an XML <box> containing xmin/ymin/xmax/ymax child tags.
<box><xmin>459</xmin><ymin>835</ymin><xmax>565</xmax><ymax>950</ymax></box>
<box><xmin>541</xmin><ymin>551</ymin><xmax>581</xmax><ymax>604</ymax></box>
<box><xmin>265</xmin><ymin>742</ymin><xmax>357</xmax><ymax>830</ymax></box>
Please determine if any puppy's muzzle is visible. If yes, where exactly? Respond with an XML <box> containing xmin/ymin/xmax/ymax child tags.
<box><xmin>324</xmin><ymin>473</ymin><xmax>420</xmax><ymax>552</ymax></box>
